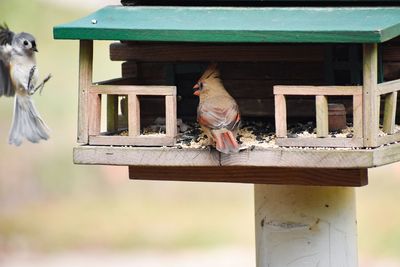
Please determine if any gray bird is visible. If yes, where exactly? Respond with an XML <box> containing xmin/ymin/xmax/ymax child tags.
<box><xmin>0</xmin><ymin>24</ymin><xmax>50</xmax><ymax>146</ymax></box>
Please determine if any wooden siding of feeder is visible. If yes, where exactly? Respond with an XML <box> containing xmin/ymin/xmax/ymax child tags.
<box><xmin>110</xmin><ymin>42</ymin><xmax>400</xmax><ymax>122</ymax></box>
<box><xmin>111</xmin><ymin>46</ymin><xmax>400</xmax><ymax>118</ymax></box>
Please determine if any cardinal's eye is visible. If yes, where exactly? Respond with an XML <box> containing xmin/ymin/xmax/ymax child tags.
<box><xmin>199</xmin><ymin>82</ymin><xmax>203</xmax><ymax>90</ymax></box>
<box><xmin>23</xmin><ymin>40</ymin><xmax>29</xmax><ymax>46</ymax></box>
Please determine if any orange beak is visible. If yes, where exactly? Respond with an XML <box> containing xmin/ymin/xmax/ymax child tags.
<box><xmin>193</xmin><ymin>83</ymin><xmax>200</xmax><ymax>96</ymax></box>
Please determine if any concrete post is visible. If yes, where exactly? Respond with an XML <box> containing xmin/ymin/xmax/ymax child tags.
<box><xmin>255</xmin><ymin>184</ymin><xmax>358</xmax><ymax>267</ymax></box>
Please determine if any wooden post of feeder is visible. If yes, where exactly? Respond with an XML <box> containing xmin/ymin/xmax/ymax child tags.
<box><xmin>78</xmin><ymin>40</ymin><xmax>93</xmax><ymax>144</ymax></box>
<box><xmin>255</xmin><ymin>184</ymin><xmax>358</xmax><ymax>267</ymax></box>
<box><xmin>363</xmin><ymin>43</ymin><xmax>379</xmax><ymax>147</ymax></box>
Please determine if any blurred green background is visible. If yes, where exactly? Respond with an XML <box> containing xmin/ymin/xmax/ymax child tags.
<box><xmin>0</xmin><ymin>0</ymin><xmax>399</xmax><ymax>266</ymax></box>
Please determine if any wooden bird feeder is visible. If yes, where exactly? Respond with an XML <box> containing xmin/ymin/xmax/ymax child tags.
<box><xmin>54</xmin><ymin>1</ymin><xmax>400</xmax><ymax>266</ymax></box>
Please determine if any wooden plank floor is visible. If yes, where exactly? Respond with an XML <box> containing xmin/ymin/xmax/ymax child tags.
<box><xmin>73</xmin><ymin>142</ymin><xmax>400</xmax><ymax>168</ymax></box>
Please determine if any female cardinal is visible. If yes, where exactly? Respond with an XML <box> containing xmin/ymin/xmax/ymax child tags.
<box><xmin>193</xmin><ymin>64</ymin><xmax>241</xmax><ymax>154</ymax></box>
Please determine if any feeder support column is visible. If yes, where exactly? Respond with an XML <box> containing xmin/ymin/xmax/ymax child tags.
<box><xmin>255</xmin><ymin>184</ymin><xmax>358</xmax><ymax>267</ymax></box>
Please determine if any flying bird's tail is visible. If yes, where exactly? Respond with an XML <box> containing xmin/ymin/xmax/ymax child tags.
<box><xmin>8</xmin><ymin>94</ymin><xmax>49</xmax><ymax>146</ymax></box>
<box><xmin>212</xmin><ymin>129</ymin><xmax>239</xmax><ymax>154</ymax></box>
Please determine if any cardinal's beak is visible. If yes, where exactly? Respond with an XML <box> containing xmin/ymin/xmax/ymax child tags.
<box><xmin>193</xmin><ymin>83</ymin><xmax>200</xmax><ymax>96</ymax></box>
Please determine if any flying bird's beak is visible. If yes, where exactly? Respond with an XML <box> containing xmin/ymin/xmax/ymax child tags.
<box><xmin>31</xmin><ymin>41</ymin><xmax>38</xmax><ymax>52</ymax></box>
<box><xmin>193</xmin><ymin>83</ymin><xmax>200</xmax><ymax>96</ymax></box>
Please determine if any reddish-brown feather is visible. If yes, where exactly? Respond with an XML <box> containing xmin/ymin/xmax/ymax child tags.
<box><xmin>197</xmin><ymin>96</ymin><xmax>239</xmax><ymax>131</ymax></box>
<box><xmin>194</xmin><ymin>63</ymin><xmax>240</xmax><ymax>154</ymax></box>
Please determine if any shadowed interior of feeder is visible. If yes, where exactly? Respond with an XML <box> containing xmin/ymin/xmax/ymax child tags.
<box><xmin>96</xmin><ymin>41</ymin><xmax>400</xmax><ymax>147</ymax></box>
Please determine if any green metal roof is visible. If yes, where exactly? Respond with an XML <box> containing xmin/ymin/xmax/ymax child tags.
<box><xmin>53</xmin><ymin>6</ymin><xmax>400</xmax><ymax>43</ymax></box>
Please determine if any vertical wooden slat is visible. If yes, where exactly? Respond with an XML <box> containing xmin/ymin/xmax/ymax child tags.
<box><xmin>78</xmin><ymin>40</ymin><xmax>93</xmax><ymax>143</ymax></box>
<box><xmin>165</xmin><ymin>95</ymin><xmax>177</xmax><ymax>138</ymax></box>
<box><xmin>107</xmin><ymin>95</ymin><xmax>119</xmax><ymax>133</ymax></box>
<box><xmin>274</xmin><ymin>94</ymin><xmax>287</xmax><ymax>137</ymax></box>
<box><xmin>88</xmin><ymin>93</ymin><xmax>101</xmax><ymax>136</ymax></box>
<box><xmin>383</xmin><ymin>91</ymin><xmax>398</xmax><ymax>134</ymax></box>
<box><xmin>316</xmin><ymin>95</ymin><xmax>329</xmax><ymax>137</ymax></box>
<box><xmin>377</xmin><ymin>94</ymin><xmax>381</xmax><ymax>133</ymax></box>
<box><xmin>363</xmin><ymin>44</ymin><xmax>379</xmax><ymax>147</ymax></box>
<box><xmin>353</xmin><ymin>94</ymin><xmax>363</xmax><ymax>138</ymax></box>
<box><xmin>128</xmin><ymin>94</ymin><xmax>140</xmax><ymax>136</ymax></box>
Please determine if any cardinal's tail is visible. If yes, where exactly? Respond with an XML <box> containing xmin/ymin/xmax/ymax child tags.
<box><xmin>9</xmin><ymin>94</ymin><xmax>49</xmax><ymax>146</ymax></box>
<box><xmin>212</xmin><ymin>130</ymin><xmax>239</xmax><ymax>154</ymax></box>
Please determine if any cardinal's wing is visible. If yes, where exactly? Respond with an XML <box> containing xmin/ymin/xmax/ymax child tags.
<box><xmin>198</xmin><ymin>97</ymin><xmax>240</xmax><ymax>131</ymax></box>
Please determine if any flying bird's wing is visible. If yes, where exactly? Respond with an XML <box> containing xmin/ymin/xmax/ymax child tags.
<box><xmin>0</xmin><ymin>23</ymin><xmax>14</xmax><ymax>46</ymax></box>
<box><xmin>0</xmin><ymin>61</ymin><xmax>14</xmax><ymax>96</ymax></box>
<box><xmin>0</xmin><ymin>24</ymin><xmax>15</xmax><ymax>96</ymax></box>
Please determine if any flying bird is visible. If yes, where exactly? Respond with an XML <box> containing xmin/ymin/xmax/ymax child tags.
<box><xmin>193</xmin><ymin>63</ymin><xmax>241</xmax><ymax>154</ymax></box>
<box><xmin>0</xmin><ymin>24</ymin><xmax>51</xmax><ymax>146</ymax></box>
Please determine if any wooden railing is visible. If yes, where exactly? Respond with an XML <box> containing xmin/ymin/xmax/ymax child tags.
<box><xmin>78</xmin><ymin>40</ymin><xmax>177</xmax><ymax>147</ymax></box>
<box><xmin>377</xmin><ymin>78</ymin><xmax>400</xmax><ymax>146</ymax></box>
<box><xmin>274</xmin><ymin>85</ymin><xmax>363</xmax><ymax>148</ymax></box>
<box><xmin>87</xmin><ymin>84</ymin><xmax>177</xmax><ymax>146</ymax></box>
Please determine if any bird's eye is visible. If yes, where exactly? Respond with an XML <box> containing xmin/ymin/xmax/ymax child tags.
<box><xmin>23</xmin><ymin>40</ymin><xmax>29</xmax><ymax>46</ymax></box>
<box><xmin>199</xmin><ymin>82</ymin><xmax>203</xmax><ymax>90</ymax></box>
